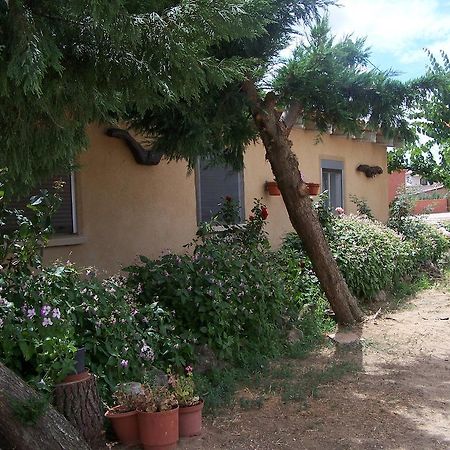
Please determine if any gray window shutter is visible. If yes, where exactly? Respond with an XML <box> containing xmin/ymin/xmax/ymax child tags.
<box><xmin>3</xmin><ymin>174</ymin><xmax>74</xmax><ymax>234</ymax></box>
<box><xmin>198</xmin><ymin>160</ymin><xmax>244</xmax><ymax>223</ymax></box>
<box><xmin>322</xmin><ymin>169</ymin><xmax>343</xmax><ymax>209</ymax></box>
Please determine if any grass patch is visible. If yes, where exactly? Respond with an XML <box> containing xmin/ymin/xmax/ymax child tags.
<box><xmin>195</xmin><ymin>322</ymin><xmax>329</xmax><ymax>416</ymax></box>
<box><xmin>280</xmin><ymin>361</ymin><xmax>359</xmax><ymax>403</ymax></box>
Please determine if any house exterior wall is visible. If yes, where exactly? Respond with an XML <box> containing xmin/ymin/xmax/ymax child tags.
<box><xmin>246</xmin><ymin>128</ymin><xmax>388</xmax><ymax>248</ymax></box>
<box><xmin>43</xmin><ymin>125</ymin><xmax>198</xmax><ymax>275</ymax></box>
<box><xmin>44</xmin><ymin>125</ymin><xmax>388</xmax><ymax>273</ymax></box>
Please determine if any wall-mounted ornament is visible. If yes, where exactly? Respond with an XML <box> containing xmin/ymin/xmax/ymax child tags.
<box><xmin>106</xmin><ymin>128</ymin><xmax>163</xmax><ymax>166</ymax></box>
<box><xmin>356</xmin><ymin>164</ymin><xmax>383</xmax><ymax>178</ymax></box>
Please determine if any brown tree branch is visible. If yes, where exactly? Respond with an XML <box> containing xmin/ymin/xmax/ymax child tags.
<box><xmin>280</xmin><ymin>102</ymin><xmax>302</xmax><ymax>134</ymax></box>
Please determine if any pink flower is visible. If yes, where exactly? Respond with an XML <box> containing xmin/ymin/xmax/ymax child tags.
<box><xmin>52</xmin><ymin>308</ymin><xmax>61</xmax><ymax>319</ymax></box>
<box><xmin>27</xmin><ymin>308</ymin><xmax>36</xmax><ymax>319</ymax></box>
<box><xmin>40</xmin><ymin>305</ymin><xmax>51</xmax><ymax>317</ymax></box>
<box><xmin>42</xmin><ymin>317</ymin><xmax>53</xmax><ymax>327</ymax></box>
<box><xmin>335</xmin><ymin>207</ymin><xmax>344</xmax><ymax>216</ymax></box>
<box><xmin>120</xmin><ymin>359</ymin><xmax>128</xmax><ymax>368</ymax></box>
<box><xmin>185</xmin><ymin>365</ymin><xmax>193</xmax><ymax>375</ymax></box>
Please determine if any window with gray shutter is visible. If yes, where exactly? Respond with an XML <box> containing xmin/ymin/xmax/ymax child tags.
<box><xmin>3</xmin><ymin>174</ymin><xmax>75</xmax><ymax>235</ymax></box>
<box><xmin>321</xmin><ymin>160</ymin><xmax>344</xmax><ymax>210</ymax></box>
<box><xmin>197</xmin><ymin>159</ymin><xmax>245</xmax><ymax>223</ymax></box>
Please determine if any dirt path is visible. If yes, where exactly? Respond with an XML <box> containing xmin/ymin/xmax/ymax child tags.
<box><xmin>180</xmin><ymin>282</ymin><xmax>450</xmax><ymax>450</ymax></box>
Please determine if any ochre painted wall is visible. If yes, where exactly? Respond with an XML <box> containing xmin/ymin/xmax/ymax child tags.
<box><xmin>244</xmin><ymin>127</ymin><xmax>389</xmax><ymax>248</ymax></box>
<box><xmin>43</xmin><ymin>125</ymin><xmax>198</xmax><ymax>275</ymax></box>
<box><xmin>44</xmin><ymin>125</ymin><xmax>388</xmax><ymax>274</ymax></box>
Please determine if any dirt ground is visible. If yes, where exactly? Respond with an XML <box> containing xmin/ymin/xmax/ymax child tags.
<box><xmin>179</xmin><ymin>281</ymin><xmax>450</xmax><ymax>450</ymax></box>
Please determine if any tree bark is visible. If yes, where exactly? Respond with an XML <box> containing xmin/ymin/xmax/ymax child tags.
<box><xmin>0</xmin><ymin>362</ymin><xmax>92</xmax><ymax>450</ymax></box>
<box><xmin>53</xmin><ymin>373</ymin><xmax>104</xmax><ymax>446</ymax></box>
<box><xmin>243</xmin><ymin>81</ymin><xmax>363</xmax><ymax>325</ymax></box>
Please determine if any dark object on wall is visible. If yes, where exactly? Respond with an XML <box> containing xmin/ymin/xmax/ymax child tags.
<box><xmin>106</xmin><ymin>128</ymin><xmax>163</xmax><ymax>165</ymax></box>
<box><xmin>356</xmin><ymin>164</ymin><xmax>383</xmax><ymax>178</ymax></box>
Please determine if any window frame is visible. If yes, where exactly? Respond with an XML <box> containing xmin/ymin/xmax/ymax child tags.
<box><xmin>320</xmin><ymin>159</ymin><xmax>344</xmax><ymax>210</ymax></box>
<box><xmin>195</xmin><ymin>158</ymin><xmax>245</xmax><ymax>225</ymax></box>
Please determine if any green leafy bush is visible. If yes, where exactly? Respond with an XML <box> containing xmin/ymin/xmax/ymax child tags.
<box><xmin>389</xmin><ymin>192</ymin><xmax>450</xmax><ymax>267</ymax></box>
<box><xmin>127</xmin><ymin>201</ymin><xmax>293</xmax><ymax>364</ymax></box>
<box><xmin>0</xmin><ymin>265</ymin><xmax>179</xmax><ymax>398</ymax></box>
<box><xmin>283</xmin><ymin>207</ymin><xmax>416</xmax><ymax>300</ymax></box>
<box><xmin>389</xmin><ymin>216</ymin><xmax>450</xmax><ymax>266</ymax></box>
<box><xmin>330</xmin><ymin>215</ymin><xmax>414</xmax><ymax>299</ymax></box>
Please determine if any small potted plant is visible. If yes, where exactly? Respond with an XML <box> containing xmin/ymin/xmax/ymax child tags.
<box><xmin>265</xmin><ymin>180</ymin><xmax>281</xmax><ymax>196</ymax></box>
<box><xmin>105</xmin><ymin>383</ymin><xmax>141</xmax><ymax>446</ymax></box>
<box><xmin>170</xmin><ymin>366</ymin><xmax>204</xmax><ymax>438</ymax></box>
<box><xmin>306</xmin><ymin>182</ymin><xmax>320</xmax><ymax>196</ymax></box>
<box><xmin>136</xmin><ymin>383</ymin><xmax>179</xmax><ymax>450</ymax></box>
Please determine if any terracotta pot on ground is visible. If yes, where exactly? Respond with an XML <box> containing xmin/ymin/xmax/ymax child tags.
<box><xmin>179</xmin><ymin>399</ymin><xmax>204</xmax><ymax>438</ymax></box>
<box><xmin>105</xmin><ymin>407</ymin><xmax>140</xmax><ymax>446</ymax></box>
<box><xmin>138</xmin><ymin>406</ymin><xmax>179</xmax><ymax>450</ymax></box>
<box><xmin>265</xmin><ymin>181</ymin><xmax>281</xmax><ymax>196</ymax></box>
<box><xmin>306</xmin><ymin>183</ymin><xmax>320</xmax><ymax>196</ymax></box>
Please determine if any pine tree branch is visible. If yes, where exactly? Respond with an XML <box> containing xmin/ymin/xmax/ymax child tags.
<box><xmin>280</xmin><ymin>102</ymin><xmax>302</xmax><ymax>135</ymax></box>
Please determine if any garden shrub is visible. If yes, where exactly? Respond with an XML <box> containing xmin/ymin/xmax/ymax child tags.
<box><xmin>389</xmin><ymin>193</ymin><xmax>450</xmax><ymax>267</ymax></box>
<box><xmin>283</xmin><ymin>216</ymin><xmax>413</xmax><ymax>301</ymax></box>
<box><xmin>283</xmin><ymin>194</ymin><xmax>417</xmax><ymax>300</ymax></box>
<box><xmin>0</xmin><ymin>264</ymin><xmax>181</xmax><ymax>398</ymax></box>
<box><xmin>389</xmin><ymin>215</ymin><xmax>450</xmax><ymax>266</ymax></box>
<box><xmin>126</xmin><ymin>200</ymin><xmax>297</xmax><ymax>364</ymax></box>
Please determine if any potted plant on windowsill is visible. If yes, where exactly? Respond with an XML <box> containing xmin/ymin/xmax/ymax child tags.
<box><xmin>170</xmin><ymin>366</ymin><xmax>204</xmax><ymax>438</ymax></box>
<box><xmin>136</xmin><ymin>383</ymin><xmax>179</xmax><ymax>450</ymax></box>
<box><xmin>265</xmin><ymin>180</ymin><xmax>281</xmax><ymax>196</ymax></box>
<box><xmin>306</xmin><ymin>183</ymin><xmax>320</xmax><ymax>196</ymax></box>
<box><xmin>105</xmin><ymin>383</ymin><xmax>142</xmax><ymax>446</ymax></box>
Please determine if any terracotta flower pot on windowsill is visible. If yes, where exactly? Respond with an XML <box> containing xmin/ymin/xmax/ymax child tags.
<box><xmin>265</xmin><ymin>181</ymin><xmax>281</xmax><ymax>196</ymax></box>
<box><xmin>306</xmin><ymin>183</ymin><xmax>320</xmax><ymax>196</ymax></box>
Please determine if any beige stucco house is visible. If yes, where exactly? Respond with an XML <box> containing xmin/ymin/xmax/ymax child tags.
<box><xmin>42</xmin><ymin>125</ymin><xmax>389</xmax><ymax>274</ymax></box>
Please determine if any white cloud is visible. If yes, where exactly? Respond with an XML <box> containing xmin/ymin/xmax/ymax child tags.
<box><xmin>328</xmin><ymin>0</ymin><xmax>450</xmax><ymax>61</ymax></box>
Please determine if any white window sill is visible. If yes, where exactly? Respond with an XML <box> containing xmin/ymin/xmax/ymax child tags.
<box><xmin>46</xmin><ymin>235</ymin><xmax>86</xmax><ymax>247</ymax></box>
<box><xmin>211</xmin><ymin>223</ymin><xmax>247</xmax><ymax>232</ymax></box>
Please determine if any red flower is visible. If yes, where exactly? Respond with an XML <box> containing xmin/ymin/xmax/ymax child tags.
<box><xmin>261</xmin><ymin>207</ymin><xmax>269</xmax><ymax>220</ymax></box>
<box><xmin>249</xmin><ymin>214</ymin><xmax>255</xmax><ymax>221</ymax></box>
<box><xmin>225</xmin><ymin>196</ymin><xmax>232</xmax><ymax>202</ymax></box>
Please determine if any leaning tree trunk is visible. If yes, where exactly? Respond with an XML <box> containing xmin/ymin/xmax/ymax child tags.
<box><xmin>0</xmin><ymin>362</ymin><xmax>92</xmax><ymax>450</ymax></box>
<box><xmin>243</xmin><ymin>82</ymin><xmax>363</xmax><ymax>325</ymax></box>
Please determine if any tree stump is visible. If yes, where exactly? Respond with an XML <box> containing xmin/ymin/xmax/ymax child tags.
<box><xmin>0</xmin><ymin>362</ymin><xmax>92</xmax><ymax>450</ymax></box>
<box><xmin>53</xmin><ymin>372</ymin><xmax>104</xmax><ymax>445</ymax></box>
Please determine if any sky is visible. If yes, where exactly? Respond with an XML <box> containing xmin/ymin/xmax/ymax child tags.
<box><xmin>327</xmin><ymin>0</ymin><xmax>450</xmax><ymax>80</ymax></box>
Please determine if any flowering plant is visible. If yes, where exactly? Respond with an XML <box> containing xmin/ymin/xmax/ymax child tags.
<box><xmin>135</xmin><ymin>384</ymin><xmax>178</xmax><ymax>413</ymax></box>
<box><xmin>111</xmin><ymin>382</ymin><xmax>143</xmax><ymax>413</ymax></box>
<box><xmin>168</xmin><ymin>366</ymin><xmax>200</xmax><ymax>407</ymax></box>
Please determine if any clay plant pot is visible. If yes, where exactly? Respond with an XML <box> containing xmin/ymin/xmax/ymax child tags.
<box><xmin>306</xmin><ymin>183</ymin><xmax>320</xmax><ymax>196</ymax></box>
<box><xmin>179</xmin><ymin>399</ymin><xmax>204</xmax><ymax>438</ymax></box>
<box><xmin>265</xmin><ymin>181</ymin><xmax>281</xmax><ymax>196</ymax></box>
<box><xmin>138</xmin><ymin>406</ymin><xmax>179</xmax><ymax>450</ymax></box>
<box><xmin>105</xmin><ymin>407</ymin><xmax>139</xmax><ymax>446</ymax></box>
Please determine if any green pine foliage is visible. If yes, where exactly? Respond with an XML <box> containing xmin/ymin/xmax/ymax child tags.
<box><xmin>0</xmin><ymin>0</ymin><xmax>272</xmax><ymax>190</ymax></box>
<box><xmin>273</xmin><ymin>17</ymin><xmax>421</xmax><ymax>139</ymax></box>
